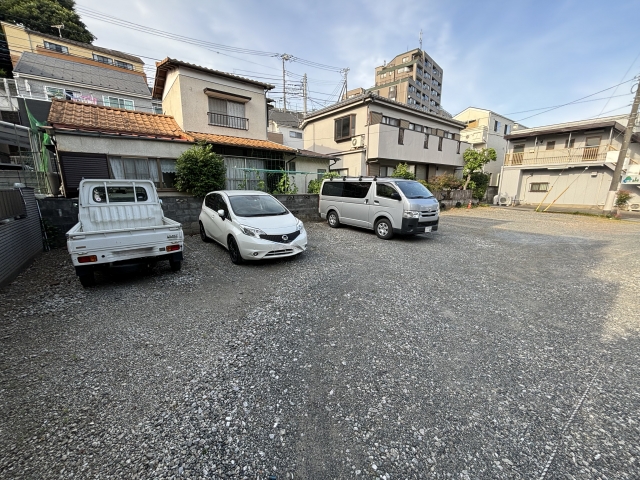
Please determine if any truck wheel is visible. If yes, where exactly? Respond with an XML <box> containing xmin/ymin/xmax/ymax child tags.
<box><xmin>375</xmin><ymin>218</ymin><xmax>394</xmax><ymax>240</ymax></box>
<box><xmin>169</xmin><ymin>259</ymin><xmax>182</xmax><ymax>272</ymax></box>
<box><xmin>79</xmin><ymin>271</ymin><xmax>95</xmax><ymax>288</ymax></box>
<box><xmin>327</xmin><ymin>210</ymin><xmax>340</xmax><ymax>228</ymax></box>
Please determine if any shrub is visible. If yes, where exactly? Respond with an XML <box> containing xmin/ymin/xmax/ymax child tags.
<box><xmin>175</xmin><ymin>143</ymin><xmax>226</xmax><ymax>198</ymax></box>
<box><xmin>615</xmin><ymin>190</ymin><xmax>632</xmax><ymax>207</ymax></box>
<box><xmin>391</xmin><ymin>163</ymin><xmax>415</xmax><ymax>180</ymax></box>
<box><xmin>308</xmin><ymin>171</ymin><xmax>340</xmax><ymax>194</ymax></box>
<box><xmin>469</xmin><ymin>172</ymin><xmax>490</xmax><ymax>200</ymax></box>
<box><xmin>272</xmin><ymin>170</ymin><xmax>298</xmax><ymax>194</ymax></box>
<box><xmin>427</xmin><ymin>174</ymin><xmax>463</xmax><ymax>191</ymax></box>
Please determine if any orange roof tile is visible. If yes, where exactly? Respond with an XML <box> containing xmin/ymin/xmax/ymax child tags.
<box><xmin>186</xmin><ymin>131</ymin><xmax>296</xmax><ymax>152</ymax></box>
<box><xmin>47</xmin><ymin>99</ymin><xmax>188</xmax><ymax>140</ymax></box>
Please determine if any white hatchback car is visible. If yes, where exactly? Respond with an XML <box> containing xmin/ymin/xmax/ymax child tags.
<box><xmin>199</xmin><ymin>190</ymin><xmax>307</xmax><ymax>264</ymax></box>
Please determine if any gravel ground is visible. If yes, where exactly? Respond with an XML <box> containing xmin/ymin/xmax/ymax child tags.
<box><xmin>1</xmin><ymin>207</ymin><xmax>639</xmax><ymax>479</ymax></box>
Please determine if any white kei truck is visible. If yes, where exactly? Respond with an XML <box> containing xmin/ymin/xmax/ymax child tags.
<box><xmin>66</xmin><ymin>179</ymin><xmax>184</xmax><ymax>287</ymax></box>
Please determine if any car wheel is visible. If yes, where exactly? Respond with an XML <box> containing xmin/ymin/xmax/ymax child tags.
<box><xmin>169</xmin><ymin>259</ymin><xmax>182</xmax><ymax>271</ymax></box>
<box><xmin>79</xmin><ymin>271</ymin><xmax>95</xmax><ymax>288</ymax></box>
<box><xmin>227</xmin><ymin>236</ymin><xmax>244</xmax><ymax>264</ymax></box>
<box><xmin>327</xmin><ymin>210</ymin><xmax>340</xmax><ymax>228</ymax></box>
<box><xmin>199</xmin><ymin>222</ymin><xmax>211</xmax><ymax>242</ymax></box>
<box><xmin>375</xmin><ymin>218</ymin><xmax>394</xmax><ymax>240</ymax></box>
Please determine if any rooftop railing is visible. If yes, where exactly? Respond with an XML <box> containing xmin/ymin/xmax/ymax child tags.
<box><xmin>504</xmin><ymin>145</ymin><xmax>616</xmax><ymax>166</ymax></box>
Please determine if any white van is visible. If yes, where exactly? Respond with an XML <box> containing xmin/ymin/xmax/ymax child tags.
<box><xmin>318</xmin><ymin>177</ymin><xmax>439</xmax><ymax>239</ymax></box>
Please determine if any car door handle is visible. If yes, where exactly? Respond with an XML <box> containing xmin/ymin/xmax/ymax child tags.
<box><xmin>373</xmin><ymin>200</ymin><xmax>380</xmax><ymax>205</ymax></box>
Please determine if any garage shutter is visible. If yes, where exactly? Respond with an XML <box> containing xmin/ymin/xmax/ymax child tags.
<box><xmin>58</xmin><ymin>153</ymin><xmax>109</xmax><ymax>198</ymax></box>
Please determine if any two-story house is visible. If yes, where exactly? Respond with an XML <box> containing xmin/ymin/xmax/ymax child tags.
<box><xmin>499</xmin><ymin>115</ymin><xmax>640</xmax><ymax>209</ymax></box>
<box><xmin>453</xmin><ymin>107</ymin><xmax>524</xmax><ymax>187</ymax></box>
<box><xmin>153</xmin><ymin>58</ymin><xmax>332</xmax><ymax>192</ymax></box>
<box><xmin>301</xmin><ymin>92</ymin><xmax>469</xmax><ymax>180</ymax></box>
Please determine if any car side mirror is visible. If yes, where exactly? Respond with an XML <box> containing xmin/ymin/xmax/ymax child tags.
<box><xmin>390</xmin><ymin>192</ymin><xmax>401</xmax><ymax>200</ymax></box>
<box><xmin>217</xmin><ymin>209</ymin><xmax>226</xmax><ymax>219</ymax></box>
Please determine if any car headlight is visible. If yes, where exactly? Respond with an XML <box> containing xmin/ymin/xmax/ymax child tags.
<box><xmin>239</xmin><ymin>225</ymin><xmax>266</xmax><ymax>238</ymax></box>
<box><xmin>295</xmin><ymin>219</ymin><xmax>305</xmax><ymax>231</ymax></box>
<box><xmin>402</xmin><ymin>210</ymin><xmax>420</xmax><ymax>219</ymax></box>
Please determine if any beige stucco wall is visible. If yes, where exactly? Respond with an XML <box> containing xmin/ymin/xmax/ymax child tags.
<box><xmin>162</xmin><ymin>66</ymin><xmax>269</xmax><ymax>140</ymax></box>
<box><xmin>55</xmin><ymin>133</ymin><xmax>191</xmax><ymax>159</ymax></box>
<box><xmin>287</xmin><ymin>157</ymin><xmax>331</xmax><ymax>193</ymax></box>
<box><xmin>2</xmin><ymin>22</ymin><xmax>145</xmax><ymax>73</ymax></box>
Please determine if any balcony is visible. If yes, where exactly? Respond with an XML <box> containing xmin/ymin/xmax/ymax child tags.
<box><xmin>208</xmin><ymin>112</ymin><xmax>249</xmax><ymax>130</ymax></box>
<box><xmin>504</xmin><ymin>145</ymin><xmax>617</xmax><ymax>166</ymax></box>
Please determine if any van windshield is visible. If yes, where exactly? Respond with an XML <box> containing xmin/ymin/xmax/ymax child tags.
<box><xmin>229</xmin><ymin>195</ymin><xmax>288</xmax><ymax>217</ymax></box>
<box><xmin>395</xmin><ymin>181</ymin><xmax>434</xmax><ymax>199</ymax></box>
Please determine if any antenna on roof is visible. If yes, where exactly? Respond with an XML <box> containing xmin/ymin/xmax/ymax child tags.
<box><xmin>419</xmin><ymin>29</ymin><xmax>423</xmax><ymax>51</ymax></box>
<box><xmin>52</xmin><ymin>23</ymin><xmax>64</xmax><ymax>38</ymax></box>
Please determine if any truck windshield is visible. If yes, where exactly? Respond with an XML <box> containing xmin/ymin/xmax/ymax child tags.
<box><xmin>395</xmin><ymin>181</ymin><xmax>434</xmax><ymax>199</ymax></box>
<box><xmin>229</xmin><ymin>195</ymin><xmax>288</xmax><ymax>217</ymax></box>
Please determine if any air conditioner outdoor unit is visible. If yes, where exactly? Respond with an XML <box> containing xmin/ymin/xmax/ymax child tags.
<box><xmin>351</xmin><ymin>135</ymin><xmax>365</xmax><ymax>148</ymax></box>
<box><xmin>629</xmin><ymin>203</ymin><xmax>640</xmax><ymax>212</ymax></box>
<box><xmin>497</xmin><ymin>193</ymin><xmax>511</xmax><ymax>206</ymax></box>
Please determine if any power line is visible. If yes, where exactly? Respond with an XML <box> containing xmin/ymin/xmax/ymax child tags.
<box><xmin>595</xmin><ymin>51</ymin><xmax>640</xmax><ymax>118</ymax></box>
<box><xmin>504</xmin><ymin>93</ymin><xmax>634</xmax><ymax>115</ymax></box>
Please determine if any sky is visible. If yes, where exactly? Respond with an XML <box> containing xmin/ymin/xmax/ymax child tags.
<box><xmin>76</xmin><ymin>0</ymin><xmax>640</xmax><ymax>128</ymax></box>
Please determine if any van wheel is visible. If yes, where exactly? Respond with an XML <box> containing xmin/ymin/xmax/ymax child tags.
<box><xmin>375</xmin><ymin>218</ymin><xmax>394</xmax><ymax>240</ymax></box>
<box><xmin>228</xmin><ymin>236</ymin><xmax>244</xmax><ymax>264</ymax></box>
<box><xmin>327</xmin><ymin>211</ymin><xmax>340</xmax><ymax>228</ymax></box>
<box><xmin>79</xmin><ymin>271</ymin><xmax>95</xmax><ymax>288</ymax></box>
<box><xmin>199</xmin><ymin>222</ymin><xmax>211</xmax><ymax>242</ymax></box>
<box><xmin>169</xmin><ymin>259</ymin><xmax>182</xmax><ymax>272</ymax></box>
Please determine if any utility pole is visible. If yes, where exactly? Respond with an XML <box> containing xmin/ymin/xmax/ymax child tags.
<box><xmin>52</xmin><ymin>24</ymin><xmax>64</xmax><ymax>38</ymax></box>
<box><xmin>280</xmin><ymin>54</ymin><xmax>292</xmax><ymax>113</ymax></box>
<box><xmin>603</xmin><ymin>76</ymin><xmax>640</xmax><ymax>214</ymax></box>
<box><xmin>302</xmin><ymin>73</ymin><xmax>307</xmax><ymax>117</ymax></box>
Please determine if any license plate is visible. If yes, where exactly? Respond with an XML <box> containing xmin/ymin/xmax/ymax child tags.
<box><xmin>423</xmin><ymin>226</ymin><xmax>432</xmax><ymax>233</ymax></box>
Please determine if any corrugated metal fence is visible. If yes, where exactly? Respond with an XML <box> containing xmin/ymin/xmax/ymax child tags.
<box><xmin>0</xmin><ymin>188</ymin><xmax>44</xmax><ymax>288</ymax></box>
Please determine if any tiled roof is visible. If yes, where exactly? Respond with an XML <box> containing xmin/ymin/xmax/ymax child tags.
<box><xmin>153</xmin><ymin>57</ymin><xmax>274</xmax><ymax>99</ymax></box>
<box><xmin>14</xmin><ymin>52</ymin><xmax>151</xmax><ymax>96</ymax></box>
<box><xmin>48</xmin><ymin>99</ymin><xmax>187</xmax><ymax>139</ymax></box>
<box><xmin>186</xmin><ymin>132</ymin><xmax>295</xmax><ymax>152</ymax></box>
<box><xmin>268</xmin><ymin>109</ymin><xmax>304</xmax><ymax>128</ymax></box>
<box><xmin>25</xmin><ymin>29</ymin><xmax>143</xmax><ymax>64</ymax></box>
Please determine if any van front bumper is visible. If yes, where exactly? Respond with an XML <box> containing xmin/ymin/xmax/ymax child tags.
<box><xmin>395</xmin><ymin>218</ymin><xmax>439</xmax><ymax>234</ymax></box>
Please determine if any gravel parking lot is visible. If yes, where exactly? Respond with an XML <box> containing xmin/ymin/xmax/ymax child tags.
<box><xmin>1</xmin><ymin>208</ymin><xmax>639</xmax><ymax>479</ymax></box>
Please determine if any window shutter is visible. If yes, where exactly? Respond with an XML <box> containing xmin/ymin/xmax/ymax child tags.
<box><xmin>369</xmin><ymin>111</ymin><xmax>383</xmax><ymax>125</ymax></box>
<box><xmin>350</xmin><ymin>115</ymin><xmax>356</xmax><ymax>137</ymax></box>
<box><xmin>208</xmin><ymin>97</ymin><xmax>226</xmax><ymax>114</ymax></box>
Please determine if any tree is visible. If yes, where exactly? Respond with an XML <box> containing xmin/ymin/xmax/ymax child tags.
<box><xmin>175</xmin><ymin>143</ymin><xmax>226</xmax><ymax>198</ymax></box>
<box><xmin>469</xmin><ymin>172</ymin><xmax>491</xmax><ymax>201</ymax></box>
<box><xmin>391</xmin><ymin>163</ymin><xmax>415</xmax><ymax>180</ymax></box>
<box><xmin>0</xmin><ymin>0</ymin><xmax>95</xmax><ymax>44</ymax></box>
<box><xmin>462</xmin><ymin>147</ymin><xmax>496</xmax><ymax>190</ymax></box>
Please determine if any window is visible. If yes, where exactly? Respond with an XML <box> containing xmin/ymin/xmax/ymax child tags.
<box><xmin>457</xmin><ymin>141</ymin><xmax>461</xmax><ymax>154</ymax></box>
<box><xmin>289</xmin><ymin>131</ymin><xmax>303</xmax><ymax>139</ymax></box>
<box><xmin>504</xmin><ymin>124</ymin><xmax>511</xmax><ymax>135</ymax></box>
<box><xmin>409</xmin><ymin>85</ymin><xmax>416</xmax><ymax>93</ymax></box>
<box><xmin>424</xmin><ymin>134</ymin><xmax>429</xmax><ymax>149</ymax></box>
<box><xmin>334</xmin><ymin>114</ymin><xmax>356</xmax><ymax>141</ymax></box>
<box><xmin>438</xmin><ymin>137</ymin><xmax>443</xmax><ymax>151</ymax></box>
<box><xmin>317</xmin><ymin>169</ymin><xmax>326</xmax><ymax>180</ymax></box>
<box><xmin>376</xmin><ymin>183</ymin><xmax>400</xmax><ymax>199</ymax></box>
<box><xmin>91</xmin><ymin>186</ymin><xmax>148</xmax><ymax>203</ymax></box>
<box><xmin>205</xmin><ymin>193</ymin><xmax>218</xmax><ymax>210</ymax></box>
<box><xmin>114</xmin><ymin>60</ymin><xmax>134</xmax><ymax>70</ymax></box>
<box><xmin>321</xmin><ymin>181</ymin><xmax>344</xmax><ymax>196</ymax></box>
<box><xmin>44</xmin><ymin>41</ymin><xmax>68</xmax><ymax>54</ymax></box>
<box><xmin>45</xmin><ymin>86</ymin><xmax>79</xmax><ymax>101</ymax></box>
<box><xmin>208</xmin><ymin>98</ymin><xmax>247</xmax><ymax>129</ymax></box>
<box><xmin>546</xmin><ymin>141</ymin><xmax>555</xmax><ymax>150</ymax></box>
<box><xmin>229</xmin><ymin>195</ymin><xmax>287</xmax><ymax>217</ymax></box>
<box><xmin>398</xmin><ymin>128</ymin><xmax>404</xmax><ymax>145</ymax></box>
<box><xmin>402</xmin><ymin>56</ymin><xmax>409</xmax><ymax>63</ymax></box>
<box><xmin>381</xmin><ymin>116</ymin><xmax>400</xmax><ymax>127</ymax></box>
<box><xmin>109</xmin><ymin>157</ymin><xmax>160</xmax><ymax>183</ymax></box>
<box><xmin>530</xmin><ymin>182</ymin><xmax>549</xmax><ymax>192</ymax></box>
<box><xmin>564</xmin><ymin>138</ymin><xmax>575</xmax><ymax>148</ymax></box>
<box><xmin>152</xmin><ymin>102</ymin><xmax>163</xmax><ymax>115</ymax></box>
<box><xmin>397</xmin><ymin>66</ymin><xmax>411</xmax><ymax>74</ymax></box>
<box><xmin>287</xmin><ymin>162</ymin><xmax>296</xmax><ymax>172</ymax></box>
<box><xmin>513</xmin><ymin>144</ymin><xmax>525</xmax><ymax>153</ymax></box>
<box><xmin>321</xmin><ymin>181</ymin><xmax>371</xmax><ymax>198</ymax></box>
<box><xmin>93</xmin><ymin>54</ymin><xmax>113</xmax><ymax>65</ymax></box>
<box><xmin>103</xmin><ymin>96</ymin><xmax>135</xmax><ymax>110</ymax></box>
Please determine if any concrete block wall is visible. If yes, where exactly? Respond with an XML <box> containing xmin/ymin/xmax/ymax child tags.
<box><xmin>38</xmin><ymin>197</ymin><xmax>79</xmax><ymax>240</ymax></box>
<box><xmin>158</xmin><ymin>195</ymin><xmax>203</xmax><ymax>234</ymax></box>
<box><xmin>273</xmin><ymin>194</ymin><xmax>320</xmax><ymax>221</ymax></box>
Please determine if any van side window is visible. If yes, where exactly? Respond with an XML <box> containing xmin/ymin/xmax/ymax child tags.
<box><xmin>321</xmin><ymin>182</ymin><xmax>344</xmax><ymax>197</ymax></box>
<box><xmin>342</xmin><ymin>182</ymin><xmax>372</xmax><ymax>198</ymax></box>
<box><xmin>376</xmin><ymin>183</ymin><xmax>399</xmax><ymax>199</ymax></box>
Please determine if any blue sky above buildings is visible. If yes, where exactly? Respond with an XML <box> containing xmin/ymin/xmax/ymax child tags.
<box><xmin>79</xmin><ymin>0</ymin><xmax>640</xmax><ymax>127</ymax></box>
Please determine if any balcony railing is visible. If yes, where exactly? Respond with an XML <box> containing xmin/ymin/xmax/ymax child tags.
<box><xmin>504</xmin><ymin>145</ymin><xmax>617</xmax><ymax>166</ymax></box>
<box><xmin>208</xmin><ymin>112</ymin><xmax>249</xmax><ymax>130</ymax></box>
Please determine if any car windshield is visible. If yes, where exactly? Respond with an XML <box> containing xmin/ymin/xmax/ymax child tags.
<box><xmin>395</xmin><ymin>181</ymin><xmax>434</xmax><ymax>199</ymax></box>
<box><xmin>228</xmin><ymin>195</ymin><xmax>288</xmax><ymax>217</ymax></box>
